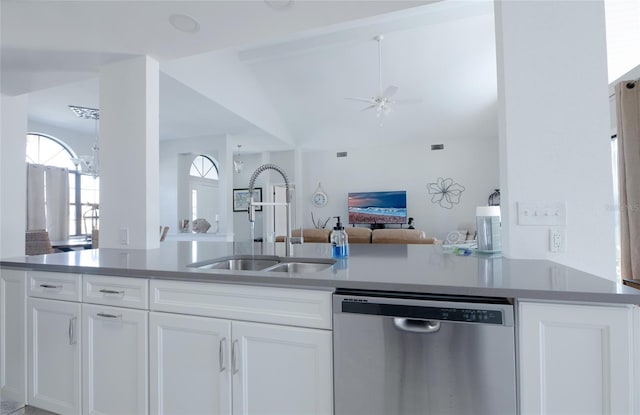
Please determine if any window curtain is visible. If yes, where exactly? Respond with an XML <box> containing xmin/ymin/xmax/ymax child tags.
<box><xmin>45</xmin><ymin>166</ymin><xmax>69</xmax><ymax>241</ymax></box>
<box><xmin>616</xmin><ymin>81</ymin><xmax>640</xmax><ymax>281</ymax></box>
<box><xmin>26</xmin><ymin>164</ymin><xmax>46</xmax><ymax>230</ymax></box>
<box><xmin>26</xmin><ymin>163</ymin><xmax>69</xmax><ymax>241</ymax></box>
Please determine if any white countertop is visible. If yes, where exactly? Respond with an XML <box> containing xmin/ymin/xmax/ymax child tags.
<box><xmin>2</xmin><ymin>241</ymin><xmax>639</xmax><ymax>304</ymax></box>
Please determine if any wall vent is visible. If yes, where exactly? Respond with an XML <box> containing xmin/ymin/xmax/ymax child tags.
<box><xmin>337</xmin><ymin>152</ymin><xmax>348</xmax><ymax>158</ymax></box>
<box><xmin>431</xmin><ymin>144</ymin><xmax>444</xmax><ymax>150</ymax></box>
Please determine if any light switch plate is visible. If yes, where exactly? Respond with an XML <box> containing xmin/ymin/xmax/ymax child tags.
<box><xmin>119</xmin><ymin>228</ymin><xmax>129</xmax><ymax>245</ymax></box>
<box><xmin>517</xmin><ymin>201</ymin><xmax>566</xmax><ymax>226</ymax></box>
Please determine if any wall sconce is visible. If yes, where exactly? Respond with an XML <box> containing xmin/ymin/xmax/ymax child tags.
<box><xmin>233</xmin><ymin>144</ymin><xmax>244</xmax><ymax>173</ymax></box>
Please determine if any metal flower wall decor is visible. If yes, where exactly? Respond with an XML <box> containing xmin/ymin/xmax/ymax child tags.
<box><xmin>427</xmin><ymin>177</ymin><xmax>466</xmax><ymax>209</ymax></box>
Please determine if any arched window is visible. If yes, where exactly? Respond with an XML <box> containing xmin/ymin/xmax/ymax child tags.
<box><xmin>26</xmin><ymin>133</ymin><xmax>99</xmax><ymax>238</ymax></box>
<box><xmin>188</xmin><ymin>154</ymin><xmax>219</xmax><ymax>223</ymax></box>
<box><xmin>26</xmin><ymin>133</ymin><xmax>77</xmax><ymax>169</ymax></box>
<box><xmin>190</xmin><ymin>155</ymin><xmax>219</xmax><ymax>180</ymax></box>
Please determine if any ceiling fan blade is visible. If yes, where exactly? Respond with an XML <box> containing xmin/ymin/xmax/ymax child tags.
<box><xmin>345</xmin><ymin>97</ymin><xmax>375</xmax><ymax>103</ymax></box>
<box><xmin>360</xmin><ymin>104</ymin><xmax>377</xmax><ymax>112</ymax></box>
<box><xmin>394</xmin><ymin>98</ymin><xmax>422</xmax><ymax>105</ymax></box>
<box><xmin>382</xmin><ymin>85</ymin><xmax>398</xmax><ymax>98</ymax></box>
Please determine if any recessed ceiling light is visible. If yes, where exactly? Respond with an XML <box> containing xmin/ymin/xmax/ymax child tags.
<box><xmin>264</xmin><ymin>0</ymin><xmax>294</xmax><ymax>10</ymax></box>
<box><xmin>169</xmin><ymin>14</ymin><xmax>200</xmax><ymax>34</ymax></box>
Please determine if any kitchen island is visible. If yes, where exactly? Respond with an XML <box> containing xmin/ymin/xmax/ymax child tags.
<box><xmin>1</xmin><ymin>242</ymin><xmax>639</xmax><ymax>415</ymax></box>
<box><xmin>1</xmin><ymin>241</ymin><xmax>639</xmax><ymax>303</ymax></box>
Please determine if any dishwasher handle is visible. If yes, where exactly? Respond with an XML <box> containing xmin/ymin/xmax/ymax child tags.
<box><xmin>393</xmin><ymin>318</ymin><xmax>441</xmax><ymax>333</ymax></box>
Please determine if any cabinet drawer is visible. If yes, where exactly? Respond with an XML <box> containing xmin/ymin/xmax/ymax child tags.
<box><xmin>83</xmin><ymin>275</ymin><xmax>149</xmax><ymax>309</ymax></box>
<box><xmin>150</xmin><ymin>280</ymin><xmax>332</xmax><ymax>330</ymax></box>
<box><xmin>28</xmin><ymin>271</ymin><xmax>81</xmax><ymax>302</ymax></box>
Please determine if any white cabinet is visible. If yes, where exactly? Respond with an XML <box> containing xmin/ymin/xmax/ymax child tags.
<box><xmin>150</xmin><ymin>312</ymin><xmax>231</xmax><ymax>415</ymax></box>
<box><xmin>83</xmin><ymin>274</ymin><xmax>149</xmax><ymax>310</ymax></box>
<box><xmin>149</xmin><ymin>312</ymin><xmax>333</xmax><ymax>415</ymax></box>
<box><xmin>26</xmin><ymin>272</ymin><xmax>150</xmax><ymax>415</ymax></box>
<box><xmin>16</xmin><ymin>272</ymin><xmax>332</xmax><ymax>415</ymax></box>
<box><xmin>0</xmin><ymin>269</ymin><xmax>27</xmax><ymax>406</ymax></box>
<box><xmin>27</xmin><ymin>297</ymin><xmax>81</xmax><ymax>415</ymax></box>
<box><xmin>149</xmin><ymin>280</ymin><xmax>333</xmax><ymax>415</ymax></box>
<box><xmin>82</xmin><ymin>303</ymin><xmax>148</xmax><ymax>415</ymax></box>
<box><xmin>518</xmin><ymin>301</ymin><xmax>638</xmax><ymax>415</ymax></box>
<box><xmin>26</xmin><ymin>271</ymin><xmax>83</xmax><ymax>415</ymax></box>
<box><xmin>81</xmin><ymin>275</ymin><xmax>149</xmax><ymax>415</ymax></box>
<box><xmin>232</xmin><ymin>321</ymin><xmax>332</xmax><ymax>415</ymax></box>
<box><xmin>28</xmin><ymin>271</ymin><xmax>81</xmax><ymax>302</ymax></box>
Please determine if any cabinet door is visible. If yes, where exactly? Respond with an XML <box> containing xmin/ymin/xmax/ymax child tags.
<box><xmin>150</xmin><ymin>312</ymin><xmax>231</xmax><ymax>415</ymax></box>
<box><xmin>519</xmin><ymin>301</ymin><xmax>635</xmax><ymax>415</ymax></box>
<box><xmin>1</xmin><ymin>269</ymin><xmax>26</xmax><ymax>406</ymax></box>
<box><xmin>232</xmin><ymin>321</ymin><xmax>332</xmax><ymax>415</ymax></box>
<box><xmin>28</xmin><ymin>298</ymin><xmax>81</xmax><ymax>415</ymax></box>
<box><xmin>82</xmin><ymin>304</ymin><xmax>148</xmax><ymax>415</ymax></box>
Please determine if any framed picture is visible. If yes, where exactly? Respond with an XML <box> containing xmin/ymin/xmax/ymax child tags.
<box><xmin>233</xmin><ymin>188</ymin><xmax>263</xmax><ymax>212</ymax></box>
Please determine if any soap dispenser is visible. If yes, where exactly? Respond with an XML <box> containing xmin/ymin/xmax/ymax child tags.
<box><xmin>330</xmin><ymin>216</ymin><xmax>349</xmax><ymax>259</ymax></box>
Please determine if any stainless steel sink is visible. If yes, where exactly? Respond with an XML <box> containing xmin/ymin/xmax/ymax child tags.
<box><xmin>264</xmin><ymin>260</ymin><xmax>335</xmax><ymax>273</ymax></box>
<box><xmin>189</xmin><ymin>255</ymin><xmax>335</xmax><ymax>273</ymax></box>
<box><xmin>193</xmin><ymin>255</ymin><xmax>280</xmax><ymax>271</ymax></box>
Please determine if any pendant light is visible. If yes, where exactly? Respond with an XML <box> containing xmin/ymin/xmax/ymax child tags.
<box><xmin>233</xmin><ymin>145</ymin><xmax>244</xmax><ymax>173</ymax></box>
<box><xmin>69</xmin><ymin>105</ymin><xmax>100</xmax><ymax>177</ymax></box>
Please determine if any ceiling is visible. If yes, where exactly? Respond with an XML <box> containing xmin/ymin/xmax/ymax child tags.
<box><xmin>1</xmin><ymin>0</ymin><xmax>498</xmax><ymax>153</ymax></box>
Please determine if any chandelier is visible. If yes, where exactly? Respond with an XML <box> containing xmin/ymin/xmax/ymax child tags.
<box><xmin>69</xmin><ymin>105</ymin><xmax>100</xmax><ymax>177</ymax></box>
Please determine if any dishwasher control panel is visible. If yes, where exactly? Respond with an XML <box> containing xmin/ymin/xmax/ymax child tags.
<box><xmin>439</xmin><ymin>307</ymin><xmax>503</xmax><ymax>324</ymax></box>
<box><xmin>341</xmin><ymin>301</ymin><xmax>505</xmax><ymax>324</ymax></box>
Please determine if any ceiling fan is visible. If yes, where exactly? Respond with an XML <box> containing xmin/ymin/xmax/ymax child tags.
<box><xmin>345</xmin><ymin>35</ymin><xmax>420</xmax><ymax>118</ymax></box>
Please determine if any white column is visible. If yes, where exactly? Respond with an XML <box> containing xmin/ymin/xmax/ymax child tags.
<box><xmin>495</xmin><ymin>0</ymin><xmax>616</xmax><ymax>279</ymax></box>
<box><xmin>218</xmin><ymin>136</ymin><xmax>232</xmax><ymax>236</ymax></box>
<box><xmin>0</xmin><ymin>94</ymin><xmax>28</xmax><ymax>258</ymax></box>
<box><xmin>99</xmin><ymin>56</ymin><xmax>160</xmax><ymax>249</ymax></box>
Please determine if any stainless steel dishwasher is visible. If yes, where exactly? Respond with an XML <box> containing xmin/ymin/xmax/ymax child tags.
<box><xmin>333</xmin><ymin>290</ymin><xmax>517</xmax><ymax>415</ymax></box>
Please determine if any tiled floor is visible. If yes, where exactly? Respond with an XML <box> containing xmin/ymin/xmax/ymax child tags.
<box><xmin>0</xmin><ymin>401</ymin><xmax>56</xmax><ymax>415</ymax></box>
<box><xmin>12</xmin><ymin>407</ymin><xmax>57</xmax><ymax>415</ymax></box>
<box><xmin>0</xmin><ymin>400</ymin><xmax>20</xmax><ymax>415</ymax></box>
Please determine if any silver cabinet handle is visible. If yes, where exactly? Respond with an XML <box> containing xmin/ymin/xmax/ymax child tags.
<box><xmin>68</xmin><ymin>316</ymin><xmax>77</xmax><ymax>345</ymax></box>
<box><xmin>99</xmin><ymin>288</ymin><xmax>124</xmax><ymax>295</ymax></box>
<box><xmin>96</xmin><ymin>312</ymin><xmax>122</xmax><ymax>319</ymax></box>
<box><xmin>219</xmin><ymin>338</ymin><xmax>226</xmax><ymax>373</ymax></box>
<box><xmin>393</xmin><ymin>318</ymin><xmax>441</xmax><ymax>333</ymax></box>
<box><xmin>231</xmin><ymin>340</ymin><xmax>239</xmax><ymax>374</ymax></box>
<box><xmin>40</xmin><ymin>283</ymin><xmax>62</xmax><ymax>289</ymax></box>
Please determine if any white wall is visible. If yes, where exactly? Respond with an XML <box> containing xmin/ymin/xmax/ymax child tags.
<box><xmin>0</xmin><ymin>94</ymin><xmax>28</xmax><ymax>259</ymax></box>
<box><xmin>100</xmin><ymin>56</ymin><xmax>159</xmax><ymax>249</ymax></box>
<box><xmin>163</xmin><ymin>51</ymin><xmax>294</xmax><ymax>145</ymax></box>
<box><xmin>159</xmin><ymin>135</ymin><xmax>294</xmax><ymax>241</ymax></box>
<box><xmin>159</xmin><ymin>135</ymin><xmax>229</xmax><ymax>234</ymax></box>
<box><xmin>299</xmin><ymin>138</ymin><xmax>499</xmax><ymax>241</ymax></box>
<box><xmin>232</xmin><ymin>152</ymin><xmax>267</xmax><ymax>241</ymax></box>
<box><xmin>228</xmin><ymin>150</ymin><xmax>297</xmax><ymax>241</ymax></box>
<box><xmin>27</xmin><ymin>120</ymin><xmax>95</xmax><ymax>157</ymax></box>
<box><xmin>495</xmin><ymin>1</ymin><xmax>616</xmax><ymax>279</ymax></box>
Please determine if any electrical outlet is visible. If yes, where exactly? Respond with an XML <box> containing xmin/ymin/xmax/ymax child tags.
<box><xmin>119</xmin><ymin>228</ymin><xmax>129</xmax><ymax>245</ymax></box>
<box><xmin>549</xmin><ymin>227</ymin><xmax>565</xmax><ymax>253</ymax></box>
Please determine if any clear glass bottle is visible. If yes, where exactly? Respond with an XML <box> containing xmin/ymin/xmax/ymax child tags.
<box><xmin>330</xmin><ymin>216</ymin><xmax>349</xmax><ymax>259</ymax></box>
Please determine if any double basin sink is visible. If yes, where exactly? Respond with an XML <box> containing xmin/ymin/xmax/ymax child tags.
<box><xmin>189</xmin><ymin>255</ymin><xmax>336</xmax><ymax>273</ymax></box>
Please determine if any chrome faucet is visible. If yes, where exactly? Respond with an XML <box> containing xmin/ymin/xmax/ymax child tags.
<box><xmin>248</xmin><ymin>164</ymin><xmax>293</xmax><ymax>256</ymax></box>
